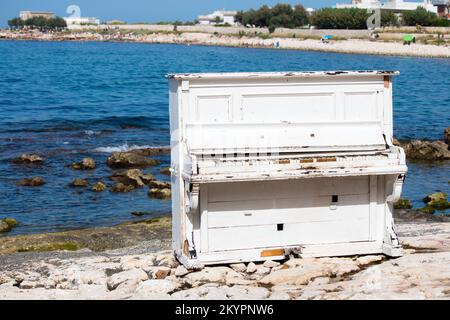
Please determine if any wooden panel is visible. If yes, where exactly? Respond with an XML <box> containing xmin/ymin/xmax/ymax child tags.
<box><xmin>344</xmin><ymin>92</ymin><xmax>378</xmax><ymax>121</ymax></box>
<box><xmin>241</xmin><ymin>93</ymin><xmax>336</xmax><ymax>122</ymax></box>
<box><xmin>195</xmin><ymin>95</ymin><xmax>232</xmax><ymax>123</ymax></box>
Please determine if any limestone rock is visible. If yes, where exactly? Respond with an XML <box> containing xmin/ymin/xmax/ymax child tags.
<box><xmin>70</xmin><ymin>178</ymin><xmax>88</xmax><ymax>188</ymax></box>
<box><xmin>263</xmin><ymin>260</ymin><xmax>280</xmax><ymax>268</ymax></box>
<box><xmin>402</xmin><ymin>140</ymin><xmax>450</xmax><ymax>160</ymax></box>
<box><xmin>106</xmin><ymin>268</ymin><xmax>148</xmax><ymax>291</ymax></box>
<box><xmin>149</xmin><ymin>181</ymin><xmax>171</xmax><ymax>189</ymax></box>
<box><xmin>135</xmin><ymin>279</ymin><xmax>179</xmax><ymax>295</ymax></box>
<box><xmin>107</xmin><ymin>152</ymin><xmax>158</xmax><ymax>168</ymax></box>
<box><xmin>230</xmin><ymin>263</ymin><xmax>246</xmax><ymax>273</ymax></box>
<box><xmin>17</xmin><ymin>177</ymin><xmax>45</xmax><ymax>187</ymax></box>
<box><xmin>0</xmin><ymin>221</ymin><xmax>11</xmax><ymax>233</ymax></box>
<box><xmin>148</xmin><ymin>188</ymin><xmax>171</xmax><ymax>199</ymax></box>
<box><xmin>394</xmin><ymin>199</ymin><xmax>413</xmax><ymax>209</ymax></box>
<box><xmin>160</xmin><ymin>167</ymin><xmax>171</xmax><ymax>175</ymax></box>
<box><xmin>174</xmin><ymin>266</ymin><xmax>189</xmax><ymax>277</ymax></box>
<box><xmin>156</xmin><ymin>253</ymin><xmax>179</xmax><ymax>268</ymax></box>
<box><xmin>109</xmin><ymin>169</ymin><xmax>152</xmax><ymax>187</ymax></box>
<box><xmin>91</xmin><ymin>181</ymin><xmax>106</xmax><ymax>192</ymax></box>
<box><xmin>184</xmin><ymin>267</ymin><xmax>231</xmax><ymax>286</ymax></box>
<box><xmin>110</xmin><ymin>182</ymin><xmax>135</xmax><ymax>193</ymax></box>
<box><xmin>0</xmin><ymin>218</ymin><xmax>18</xmax><ymax>233</ymax></box>
<box><xmin>150</xmin><ymin>266</ymin><xmax>171</xmax><ymax>279</ymax></box>
<box><xmin>246</xmin><ymin>262</ymin><xmax>257</xmax><ymax>274</ymax></box>
<box><xmin>14</xmin><ymin>154</ymin><xmax>43</xmax><ymax>164</ymax></box>
<box><xmin>71</xmin><ymin>157</ymin><xmax>96</xmax><ymax>170</ymax></box>
<box><xmin>423</xmin><ymin>192</ymin><xmax>450</xmax><ymax>210</ymax></box>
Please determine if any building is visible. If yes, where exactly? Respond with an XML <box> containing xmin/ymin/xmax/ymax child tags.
<box><xmin>64</xmin><ymin>17</ymin><xmax>100</xmax><ymax>26</ymax></box>
<box><xmin>20</xmin><ymin>11</ymin><xmax>54</xmax><ymax>20</ymax></box>
<box><xmin>336</xmin><ymin>0</ymin><xmax>438</xmax><ymax>13</ymax></box>
<box><xmin>198</xmin><ymin>10</ymin><xmax>237</xmax><ymax>25</ymax></box>
<box><xmin>432</xmin><ymin>0</ymin><xmax>450</xmax><ymax>18</ymax></box>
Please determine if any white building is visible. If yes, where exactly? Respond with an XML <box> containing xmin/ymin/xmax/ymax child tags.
<box><xmin>64</xmin><ymin>17</ymin><xmax>100</xmax><ymax>26</ymax></box>
<box><xmin>198</xmin><ymin>10</ymin><xmax>237</xmax><ymax>25</ymax></box>
<box><xmin>20</xmin><ymin>11</ymin><xmax>54</xmax><ymax>20</ymax></box>
<box><xmin>336</xmin><ymin>0</ymin><xmax>438</xmax><ymax>13</ymax></box>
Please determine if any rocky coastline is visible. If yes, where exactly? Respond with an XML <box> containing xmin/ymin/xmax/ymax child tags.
<box><xmin>0</xmin><ymin>209</ymin><xmax>449</xmax><ymax>300</ymax></box>
<box><xmin>1</xmin><ymin>29</ymin><xmax>450</xmax><ymax>58</ymax></box>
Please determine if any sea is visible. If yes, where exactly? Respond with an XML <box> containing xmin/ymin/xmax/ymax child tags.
<box><xmin>0</xmin><ymin>40</ymin><xmax>449</xmax><ymax>235</ymax></box>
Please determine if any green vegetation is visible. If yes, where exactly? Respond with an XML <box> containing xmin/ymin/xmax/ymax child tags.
<box><xmin>17</xmin><ymin>243</ymin><xmax>80</xmax><ymax>253</ymax></box>
<box><xmin>155</xmin><ymin>19</ymin><xmax>198</xmax><ymax>26</ymax></box>
<box><xmin>394</xmin><ymin>199</ymin><xmax>413</xmax><ymax>209</ymax></box>
<box><xmin>402</xmin><ymin>7</ymin><xmax>450</xmax><ymax>27</ymax></box>
<box><xmin>235</xmin><ymin>3</ymin><xmax>310</xmax><ymax>33</ymax></box>
<box><xmin>311</xmin><ymin>8</ymin><xmax>398</xmax><ymax>29</ymax></box>
<box><xmin>8</xmin><ymin>16</ymin><xmax>67</xmax><ymax>30</ymax></box>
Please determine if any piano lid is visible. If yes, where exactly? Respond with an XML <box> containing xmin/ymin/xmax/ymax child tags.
<box><xmin>168</xmin><ymin>70</ymin><xmax>400</xmax><ymax>80</ymax></box>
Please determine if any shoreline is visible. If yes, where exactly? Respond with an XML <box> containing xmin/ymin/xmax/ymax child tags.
<box><xmin>1</xmin><ymin>30</ymin><xmax>450</xmax><ymax>58</ymax></box>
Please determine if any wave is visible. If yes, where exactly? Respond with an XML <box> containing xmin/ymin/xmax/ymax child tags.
<box><xmin>94</xmin><ymin>143</ymin><xmax>169</xmax><ymax>153</ymax></box>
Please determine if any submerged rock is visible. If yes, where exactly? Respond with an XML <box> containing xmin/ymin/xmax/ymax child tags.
<box><xmin>17</xmin><ymin>177</ymin><xmax>45</xmax><ymax>187</ymax></box>
<box><xmin>91</xmin><ymin>181</ymin><xmax>106</xmax><ymax>192</ymax></box>
<box><xmin>70</xmin><ymin>158</ymin><xmax>96</xmax><ymax>170</ymax></box>
<box><xmin>110</xmin><ymin>182</ymin><xmax>135</xmax><ymax>193</ymax></box>
<box><xmin>110</xmin><ymin>169</ymin><xmax>154</xmax><ymax>187</ymax></box>
<box><xmin>70</xmin><ymin>178</ymin><xmax>88</xmax><ymax>188</ymax></box>
<box><xmin>0</xmin><ymin>218</ymin><xmax>18</xmax><ymax>233</ymax></box>
<box><xmin>419</xmin><ymin>207</ymin><xmax>436</xmax><ymax>214</ymax></box>
<box><xmin>148</xmin><ymin>188</ymin><xmax>171</xmax><ymax>200</ymax></box>
<box><xmin>402</xmin><ymin>140</ymin><xmax>450</xmax><ymax>160</ymax></box>
<box><xmin>129</xmin><ymin>147</ymin><xmax>170</xmax><ymax>157</ymax></box>
<box><xmin>149</xmin><ymin>181</ymin><xmax>171</xmax><ymax>189</ymax></box>
<box><xmin>13</xmin><ymin>154</ymin><xmax>43</xmax><ymax>164</ymax></box>
<box><xmin>394</xmin><ymin>199</ymin><xmax>413</xmax><ymax>209</ymax></box>
<box><xmin>423</xmin><ymin>192</ymin><xmax>450</xmax><ymax>210</ymax></box>
<box><xmin>107</xmin><ymin>152</ymin><xmax>159</xmax><ymax>169</ymax></box>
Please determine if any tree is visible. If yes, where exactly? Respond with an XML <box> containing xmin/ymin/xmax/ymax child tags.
<box><xmin>402</xmin><ymin>7</ymin><xmax>449</xmax><ymax>27</ymax></box>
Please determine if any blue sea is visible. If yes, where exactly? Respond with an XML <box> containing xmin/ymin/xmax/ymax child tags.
<box><xmin>0</xmin><ymin>40</ymin><xmax>449</xmax><ymax>236</ymax></box>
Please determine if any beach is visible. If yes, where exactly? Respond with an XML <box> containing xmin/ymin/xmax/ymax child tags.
<box><xmin>1</xmin><ymin>26</ymin><xmax>450</xmax><ymax>58</ymax></box>
<box><xmin>1</xmin><ymin>210</ymin><xmax>450</xmax><ymax>300</ymax></box>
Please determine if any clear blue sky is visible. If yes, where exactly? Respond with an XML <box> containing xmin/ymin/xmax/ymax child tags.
<box><xmin>0</xmin><ymin>0</ymin><xmax>340</xmax><ymax>26</ymax></box>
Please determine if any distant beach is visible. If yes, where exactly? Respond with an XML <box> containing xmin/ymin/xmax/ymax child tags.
<box><xmin>1</xmin><ymin>25</ymin><xmax>450</xmax><ymax>58</ymax></box>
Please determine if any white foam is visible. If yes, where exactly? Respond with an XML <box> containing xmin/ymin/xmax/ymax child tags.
<box><xmin>94</xmin><ymin>143</ymin><xmax>168</xmax><ymax>153</ymax></box>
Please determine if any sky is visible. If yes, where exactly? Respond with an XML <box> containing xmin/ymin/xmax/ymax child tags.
<box><xmin>0</xmin><ymin>0</ymin><xmax>340</xmax><ymax>26</ymax></box>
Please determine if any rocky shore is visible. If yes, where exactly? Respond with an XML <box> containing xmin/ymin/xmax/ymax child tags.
<box><xmin>0</xmin><ymin>210</ymin><xmax>449</xmax><ymax>300</ymax></box>
<box><xmin>1</xmin><ymin>29</ymin><xmax>449</xmax><ymax>58</ymax></box>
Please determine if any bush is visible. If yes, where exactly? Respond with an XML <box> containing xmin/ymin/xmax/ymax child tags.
<box><xmin>312</xmin><ymin>8</ymin><xmax>401</xmax><ymax>29</ymax></box>
<box><xmin>402</xmin><ymin>7</ymin><xmax>449</xmax><ymax>27</ymax></box>
<box><xmin>8</xmin><ymin>16</ymin><xmax>67</xmax><ymax>30</ymax></box>
<box><xmin>235</xmin><ymin>3</ymin><xmax>310</xmax><ymax>29</ymax></box>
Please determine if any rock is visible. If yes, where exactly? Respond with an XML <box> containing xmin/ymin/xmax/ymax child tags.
<box><xmin>3</xmin><ymin>218</ymin><xmax>18</xmax><ymax>229</ymax></box>
<box><xmin>171</xmin><ymin>284</ymin><xmax>270</xmax><ymax>300</ymax></box>
<box><xmin>17</xmin><ymin>177</ymin><xmax>45</xmax><ymax>187</ymax></box>
<box><xmin>259</xmin><ymin>264</ymin><xmax>326</xmax><ymax>286</ymax></box>
<box><xmin>444</xmin><ymin>127</ymin><xmax>450</xmax><ymax>145</ymax></box>
<box><xmin>150</xmin><ymin>266</ymin><xmax>171</xmax><ymax>279</ymax></box>
<box><xmin>148</xmin><ymin>188</ymin><xmax>171</xmax><ymax>199</ymax></box>
<box><xmin>69</xmin><ymin>178</ymin><xmax>88</xmax><ymax>188</ymax></box>
<box><xmin>109</xmin><ymin>169</ymin><xmax>154</xmax><ymax>187</ymax></box>
<box><xmin>135</xmin><ymin>279</ymin><xmax>179</xmax><ymax>295</ymax></box>
<box><xmin>91</xmin><ymin>181</ymin><xmax>106</xmax><ymax>192</ymax></box>
<box><xmin>120</xmin><ymin>255</ymin><xmax>156</xmax><ymax>272</ymax></box>
<box><xmin>106</xmin><ymin>268</ymin><xmax>148</xmax><ymax>291</ymax></box>
<box><xmin>0</xmin><ymin>221</ymin><xmax>11</xmax><ymax>233</ymax></box>
<box><xmin>230</xmin><ymin>263</ymin><xmax>247</xmax><ymax>273</ymax></box>
<box><xmin>394</xmin><ymin>199</ymin><xmax>413</xmax><ymax>209</ymax></box>
<box><xmin>419</xmin><ymin>206</ymin><xmax>436</xmax><ymax>214</ymax></box>
<box><xmin>156</xmin><ymin>253</ymin><xmax>179</xmax><ymax>268</ymax></box>
<box><xmin>160</xmin><ymin>167</ymin><xmax>171</xmax><ymax>175</ymax></box>
<box><xmin>255</xmin><ymin>265</ymin><xmax>271</xmax><ymax>276</ymax></box>
<box><xmin>107</xmin><ymin>152</ymin><xmax>159</xmax><ymax>168</ymax></box>
<box><xmin>70</xmin><ymin>157</ymin><xmax>96</xmax><ymax>170</ymax></box>
<box><xmin>184</xmin><ymin>267</ymin><xmax>231</xmax><ymax>286</ymax></box>
<box><xmin>149</xmin><ymin>181</ymin><xmax>171</xmax><ymax>189</ymax></box>
<box><xmin>14</xmin><ymin>154</ymin><xmax>43</xmax><ymax>164</ymax></box>
<box><xmin>356</xmin><ymin>255</ymin><xmax>384</xmax><ymax>266</ymax></box>
<box><xmin>423</xmin><ymin>192</ymin><xmax>450</xmax><ymax>210</ymax></box>
<box><xmin>129</xmin><ymin>147</ymin><xmax>170</xmax><ymax>157</ymax></box>
<box><xmin>174</xmin><ymin>266</ymin><xmax>189</xmax><ymax>277</ymax></box>
<box><xmin>110</xmin><ymin>182</ymin><xmax>135</xmax><ymax>193</ymax></box>
<box><xmin>246</xmin><ymin>262</ymin><xmax>257</xmax><ymax>274</ymax></box>
<box><xmin>402</xmin><ymin>140</ymin><xmax>450</xmax><ymax>160</ymax></box>
<box><xmin>263</xmin><ymin>260</ymin><xmax>280</xmax><ymax>268</ymax></box>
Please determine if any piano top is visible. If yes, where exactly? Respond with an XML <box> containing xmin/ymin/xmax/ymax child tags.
<box><xmin>167</xmin><ymin>70</ymin><xmax>400</xmax><ymax>80</ymax></box>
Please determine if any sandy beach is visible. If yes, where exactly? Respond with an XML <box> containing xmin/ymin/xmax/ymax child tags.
<box><xmin>1</xmin><ymin>29</ymin><xmax>450</xmax><ymax>58</ymax></box>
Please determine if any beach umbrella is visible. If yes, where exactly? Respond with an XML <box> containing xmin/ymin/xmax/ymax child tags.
<box><xmin>403</xmin><ymin>34</ymin><xmax>414</xmax><ymax>42</ymax></box>
<box><xmin>323</xmin><ymin>35</ymin><xmax>333</xmax><ymax>40</ymax></box>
